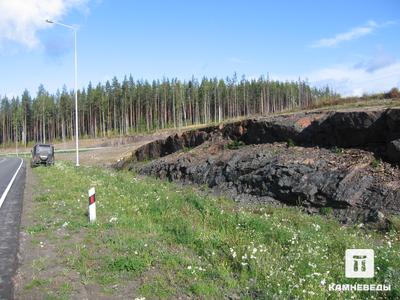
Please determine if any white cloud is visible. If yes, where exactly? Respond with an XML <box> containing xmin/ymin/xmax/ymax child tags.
<box><xmin>354</xmin><ymin>49</ymin><xmax>396</xmax><ymax>73</ymax></box>
<box><xmin>306</xmin><ymin>61</ymin><xmax>400</xmax><ymax>96</ymax></box>
<box><xmin>269</xmin><ymin>53</ymin><xmax>400</xmax><ymax>97</ymax></box>
<box><xmin>0</xmin><ymin>0</ymin><xmax>89</xmax><ymax>49</ymax></box>
<box><xmin>311</xmin><ymin>20</ymin><xmax>394</xmax><ymax>48</ymax></box>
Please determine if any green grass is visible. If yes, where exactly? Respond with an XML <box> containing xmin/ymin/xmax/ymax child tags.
<box><xmin>286</xmin><ymin>138</ymin><xmax>296</xmax><ymax>148</ymax></box>
<box><xmin>29</xmin><ymin>161</ymin><xmax>400</xmax><ymax>299</ymax></box>
<box><xmin>320</xmin><ymin>207</ymin><xmax>333</xmax><ymax>216</ymax></box>
<box><xmin>24</xmin><ymin>278</ymin><xmax>51</xmax><ymax>290</ymax></box>
<box><xmin>225</xmin><ymin>140</ymin><xmax>245</xmax><ymax>150</ymax></box>
<box><xmin>371</xmin><ymin>158</ymin><xmax>382</xmax><ymax>169</ymax></box>
<box><xmin>331</xmin><ymin>146</ymin><xmax>345</xmax><ymax>155</ymax></box>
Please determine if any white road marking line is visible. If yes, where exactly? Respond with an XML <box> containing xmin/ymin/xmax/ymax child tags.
<box><xmin>0</xmin><ymin>158</ymin><xmax>24</xmax><ymax>210</ymax></box>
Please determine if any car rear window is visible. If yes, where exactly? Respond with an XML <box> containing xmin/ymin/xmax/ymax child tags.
<box><xmin>37</xmin><ymin>145</ymin><xmax>52</xmax><ymax>154</ymax></box>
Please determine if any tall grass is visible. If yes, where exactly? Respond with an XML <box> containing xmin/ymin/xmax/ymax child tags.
<box><xmin>28</xmin><ymin>161</ymin><xmax>399</xmax><ymax>299</ymax></box>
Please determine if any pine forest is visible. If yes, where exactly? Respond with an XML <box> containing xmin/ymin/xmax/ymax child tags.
<box><xmin>0</xmin><ymin>74</ymin><xmax>337</xmax><ymax>146</ymax></box>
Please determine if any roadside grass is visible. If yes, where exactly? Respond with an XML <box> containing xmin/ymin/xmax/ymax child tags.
<box><xmin>28</xmin><ymin>161</ymin><xmax>400</xmax><ymax>299</ymax></box>
<box><xmin>225</xmin><ymin>140</ymin><xmax>245</xmax><ymax>150</ymax></box>
<box><xmin>24</xmin><ymin>278</ymin><xmax>51</xmax><ymax>290</ymax></box>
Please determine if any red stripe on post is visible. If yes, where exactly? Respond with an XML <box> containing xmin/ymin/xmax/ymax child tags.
<box><xmin>89</xmin><ymin>194</ymin><xmax>95</xmax><ymax>205</ymax></box>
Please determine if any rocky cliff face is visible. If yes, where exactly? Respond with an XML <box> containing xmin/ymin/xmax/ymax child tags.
<box><xmin>116</xmin><ymin>108</ymin><xmax>400</xmax><ymax>166</ymax></box>
<box><xmin>116</xmin><ymin>108</ymin><xmax>400</xmax><ymax>227</ymax></box>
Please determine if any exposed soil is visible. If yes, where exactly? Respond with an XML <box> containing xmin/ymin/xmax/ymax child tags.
<box><xmin>55</xmin><ymin>131</ymin><xmax>174</xmax><ymax>167</ymax></box>
<box><xmin>117</xmin><ymin>107</ymin><xmax>400</xmax><ymax>227</ymax></box>
<box><xmin>14</xmin><ymin>164</ymin><xmax>100</xmax><ymax>299</ymax></box>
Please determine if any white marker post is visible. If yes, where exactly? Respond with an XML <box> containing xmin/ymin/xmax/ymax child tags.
<box><xmin>88</xmin><ymin>187</ymin><xmax>96</xmax><ymax>223</ymax></box>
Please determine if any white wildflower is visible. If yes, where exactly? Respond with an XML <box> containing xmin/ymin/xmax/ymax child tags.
<box><xmin>109</xmin><ymin>217</ymin><xmax>118</xmax><ymax>223</ymax></box>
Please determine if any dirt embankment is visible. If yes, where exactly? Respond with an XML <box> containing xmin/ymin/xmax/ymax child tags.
<box><xmin>53</xmin><ymin>131</ymin><xmax>175</xmax><ymax>167</ymax></box>
<box><xmin>116</xmin><ymin>108</ymin><xmax>400</xmax><ymax>227</ymax></box>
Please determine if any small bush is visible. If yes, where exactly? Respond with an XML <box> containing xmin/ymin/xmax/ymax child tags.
<box><xmin>371</xmin><ymin>158</ymin><xmax>381</xmax><ymax>169</ymax></box>
<box><xmin>182</xmin><ymin>146</ymin><xmax>192</xmax><ymax>153</ymax></box>
<box><xmin>331</xmin><ymin>146</ymin><xmax>344</xmax><ymax>154</ymax></box>
<box><xmin>225</xmin><ymin>140</ymin><xmax>244</xmax><ymax>150</ymax></box>
<box><xmin>286</xmin><ymin>138</ymin><xmax>296</xmax><ymax>148</ymax></box>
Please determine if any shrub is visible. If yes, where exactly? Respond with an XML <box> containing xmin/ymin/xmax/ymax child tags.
<box><xmin>385</xmin><ymin>87</ymin><xmax>400</xmax><ymax>99</ymax></box>
<box><xmin>331</xmin><ymin>146</ymin><xmax>344</xmax><ymax>154</ymax></box>
<box><xmin>225</xmin><ymin>140</ymin><xmax>244</xmax><ymax>150</ymax></box>
<box><xmin>286</xmin><ymin>138</ymin><xmax>296</xmax><ymax>148</ymax></box>
<box><xmin>371</xmin><ymin>158</ymin><xmax>381</xmax><ymax>169</ymax></box>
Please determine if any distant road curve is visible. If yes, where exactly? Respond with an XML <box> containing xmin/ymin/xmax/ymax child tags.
<box><xmin>0</xmin><ymin>146</ymin><xmax>112</xmax><ymax>157</ymax></box>
<box><xmin>0</xmin><ymin>157</ymin><xmax>25</xmax><ymax>300</ymax></box>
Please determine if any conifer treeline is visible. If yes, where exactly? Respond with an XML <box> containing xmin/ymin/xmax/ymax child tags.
<box><xmin>0</xmin><ymin>74</ymin><xmax>337</xmax><ymax>146</ymax></box>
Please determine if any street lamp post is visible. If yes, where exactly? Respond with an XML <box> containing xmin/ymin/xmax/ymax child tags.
<box><xmin>46</xmin><ymin>19</ymin><xmax>80</xmax><ymax>166</ymax></box>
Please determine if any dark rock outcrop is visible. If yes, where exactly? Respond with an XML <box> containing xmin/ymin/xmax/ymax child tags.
<box><xmin>139</xmin><ymin>144</ymin><xmax>400</xmax><ymax>226</ymax></box>
<box><xmin>115</xmin><ymin>129</ymin><xmax>212</xmax><ymax>169</ymax></box>
<box><xmin>386</xmin><ymin>109</ymin><xmax>400</xmax><ymax>140</ymax></box>
<box><xmin>387</xmin><ymin>139</ymin><xmax>400</xmax><ymax>162</ymax></box>
<box><xmin>120</xmin><ymin>108</ymin><xmax>400</xmax><ymax>165</ymax></box>
<box><xmin>301</xmin><ymin>111</ymin><xmax>387</xmax><ymax>147</ymax></box>
<box><xmin>116</xmin><ymin>108</ymin><xmax>400</xmax><ymax>226</ymax></box>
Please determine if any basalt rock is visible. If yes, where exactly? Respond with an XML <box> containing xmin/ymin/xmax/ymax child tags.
<box><xmin>387</xmin><ymin>139</ymin><xmax>400</xmax><ymax>163</ymax></box>
<box><xmin>114</xmin><ymin>129</ymin><xmax>212</xmax><ymax>169</ymax></box>
<box><xmin>120</xmin><ymin>108</ymin><xmax>400</xmax><ymax>164</ymax></box>
<box><xmin>116</xmin><ymin>108</ymin><xmax>400</xmax><ymax>226</ymax></box>
<box><xmin>138</xmin><ymin>143</ymin><xmax>400</xmax><ymax>226</ymax></box>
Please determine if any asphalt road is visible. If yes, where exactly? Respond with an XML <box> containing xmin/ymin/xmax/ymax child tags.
<box><xmin>0</xmin><ymin>158</ymin><xmax>25</xmax><ymax>300</ymax></box>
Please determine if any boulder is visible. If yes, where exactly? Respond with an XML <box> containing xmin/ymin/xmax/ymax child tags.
<box><xmin>385</xmin><ymin>109</ymin><xmax>400</xmax><ymax>140</ymax></box>
<box><xmin>302</xmin><ymin>111</ymin><xmax>386</xmax><ymax>147</ymax></box>
<box><xmin>387</xmin><ymin>139</ymin><xmax>400</xmax><ymax>163</ymax></box>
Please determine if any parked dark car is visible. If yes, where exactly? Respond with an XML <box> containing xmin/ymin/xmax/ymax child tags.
<box><xmin>31</xmin><ymin>144</ymin><xmax>55</xmax><ymax>167</ymax></box>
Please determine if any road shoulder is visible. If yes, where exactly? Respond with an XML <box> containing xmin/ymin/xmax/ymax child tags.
<box><xmin>14</xmin><ymin>161</ymin><xmax>37</xmax><ymax>299</ymax></box>
<box><xmin>14</xmin><ymin>164</ymin><xmax>93</xmax><ymax>300</ymax></box>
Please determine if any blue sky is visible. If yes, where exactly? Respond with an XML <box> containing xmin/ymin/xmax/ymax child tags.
<box><xmin>0</xmin><ymin>0</ymin><xmax>399</xmax><ymax>97</ymax></box>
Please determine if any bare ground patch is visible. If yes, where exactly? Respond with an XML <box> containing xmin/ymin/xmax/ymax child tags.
<box><xmin>14</xmin><ymin>165</ymin><xmax>104</xmax><ymax>299</ymax></box>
